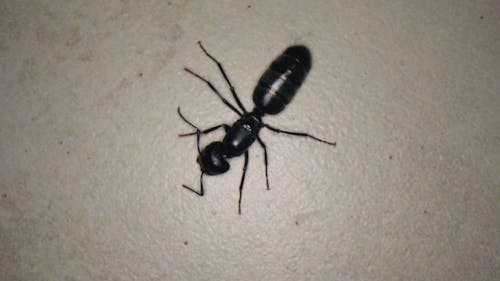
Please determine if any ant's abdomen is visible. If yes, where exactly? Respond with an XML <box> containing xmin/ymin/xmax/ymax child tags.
<box><xmin>253</xmin><ymin>45</ymin><xmax>312</xmax><ymax>115</ymax></box>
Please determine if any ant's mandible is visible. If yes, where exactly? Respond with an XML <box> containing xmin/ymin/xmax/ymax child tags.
<box><xmin>178</xmin><ymin>41</ymin><xmax>336</xmax><ymax>214</ymax></box>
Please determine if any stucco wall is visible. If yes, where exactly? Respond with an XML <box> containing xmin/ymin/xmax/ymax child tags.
<box><xmin>1</xmin><ymin>1</ymin><xmax>498</xmax><ymax>280</ymax></box>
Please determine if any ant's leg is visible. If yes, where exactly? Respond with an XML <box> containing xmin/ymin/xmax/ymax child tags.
<box><xmin>197</xmin><ymin>41</ymin><xmax>248</xmax><ymax>114</ymax></box>
<box><xmin>238</xmin><ymin>151</ymin><xmax>249</xmax><ymax>215</ymax></box>
<box><xmin>183</xmin><ymin>172</ymin><xmax>205</xmax><ymax>196</ymax></box>
<box><xmin>256</xmin><ymin>137</ymin><xmax>270</xmax><ymax>190</ymax></box>
<box><xmin>177</xmin><ymin>106</ymin><xmax>231</xmax><ymax>148</ymax></box>
<box><xmin>263</xmin><ymin>123</ymin><xmax>336</xmax><ymax>146</ymax></box>
<box><xmin>179</xmin><ymin>124</ymin><xmax>230</xmax><ymax>137</ymax></box>
<box><xmin>184</xmin><ymin>67</ymin><xmax>243</xmax><ymax>116</ymax></box>
<box><xmin>177</xmin><ymin>107</ymin><xmax>202</xmax><ymax>153</ymax></box>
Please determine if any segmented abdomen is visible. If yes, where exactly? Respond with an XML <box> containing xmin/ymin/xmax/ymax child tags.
<box><xmin>252</xmin><ymin>45</ymin><xmax>312</xmax><ymax>115</ymax></box>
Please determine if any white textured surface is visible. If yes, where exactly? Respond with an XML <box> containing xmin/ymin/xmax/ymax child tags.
<box><xmin>1</xmin><ymin>1</ymin><xmax>498</xmax><ymax>280</ymax></box>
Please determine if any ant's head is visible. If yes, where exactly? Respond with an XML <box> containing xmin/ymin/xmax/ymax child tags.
<box><xmin>197</xmin><ymin>141</ymin><xmax>229</xmax><ymax>175</ymax></box>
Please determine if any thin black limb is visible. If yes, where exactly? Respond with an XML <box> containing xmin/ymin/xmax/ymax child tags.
<box><xmin>264</xmin><ymin>123</ymin><xmax>337</xmax><ymax>146</ymax></box>
<box><xmin>177</xmin><ymin>106</ymin><xmax>199</xmax><ymax>131</ymax></box>
<box><xmin>177</xmin><ymin>108</ymin><xmax>207</xmax><ymax>196</ymax></box>
<box><xmin>197</xmin><ymin>41</ymin><xmax>248</xmax><ymax>114</ymax></box>
<box><xmin>177</xmin><ymin>107</ymin><xmax>202</xmax><ymax>153</ymax></box>
<box><xmin>238</xmin><ymin>151</ymin><xmax>249</xmax><ymax>215</ymax></box>
<box><xmin>184</xmin><ymin>67</ymin><xmax>243</xmax><ymax>116</ymax></box>
<box><xmin>178</xmin><ymin>124</ymin><xmax>230</xmax><ymax>137</ymax></box>
<box><xmin>182</xmin><ymin>172</ymin><xmax>205</xmax><ymax>196</ymax></box>
<box><xmin>256</xmin><ymin>137</ymin><xmax>270</xmax><ymax>190</ymax></box>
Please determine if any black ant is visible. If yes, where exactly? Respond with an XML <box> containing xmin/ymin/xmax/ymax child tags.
<box><xmin>178</xmin><ymin>41</ymin><xmax>336</xmax><ymax>214</ymax></box>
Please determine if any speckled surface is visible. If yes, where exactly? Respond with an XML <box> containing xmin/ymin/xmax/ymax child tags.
<box><xmin>1</xmin><ymin>1</ymin><xmax>498</xmax><ymax>280</ymax></box>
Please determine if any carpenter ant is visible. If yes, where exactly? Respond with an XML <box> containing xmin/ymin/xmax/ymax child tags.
<box><xmin>178</xmin><ymin>41</ymin><xmax>336</xmax><ymax>214</ymax></box>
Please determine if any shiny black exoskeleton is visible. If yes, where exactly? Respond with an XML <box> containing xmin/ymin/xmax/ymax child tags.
<box><xmin>178</xmin><ymin>42</ymin><xmax>335</xmax><ymax>214</ymax></box>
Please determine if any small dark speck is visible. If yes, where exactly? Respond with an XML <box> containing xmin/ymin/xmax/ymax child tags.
<box><xmin>138</xmin><ymin>72</ymin><xmax>143</xmax><ymax>77</ymax></box>
<box><xmin>66</xmin><ymin>151</ymin><xmax>70</xmax><ymax>155</ymax></box>
<box><xmin>424</xmin><ymin>210</ymin><xmax>428</xmax><ymax>214</ymax></box>
<box><xmin>480</xmin><ymin>15</ymin><xmax>484</xmax><ymax>19</ymax></box>
<box><xmin>184</xmin><ymin>241</ymin><xmax>188</xmax><ymax>245</ymax></box>
<box><xmin>247</xmin><ymin>5</ymin><xmax>251</xmax><ymax>8</ymax></box>
<box><xmin>389</xmin><ymin>155</ymin><xmax>393</xmax><ymax>160</ymax></box>
<box><xmin>295</xmin><ymin>221</ymin><xmax>299</xmax><ymax>226</ymax></box>
<box><xmin>2</xmin><ymin>193</ymin><xmax>6</xmax><ymax>198</ymax></box>
<box><xmin>25</xmin><ymin>149</ymin><xmax>28</xmax><ymax>153</ymax></box>
<box><xmin>59</xmin><ymin>140</ymin><xmax>63</xmax><ymax>145</ymax></box>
